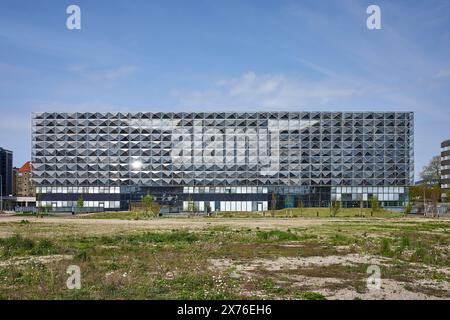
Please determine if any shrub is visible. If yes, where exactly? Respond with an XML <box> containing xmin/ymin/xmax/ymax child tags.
<box><xmin>75</xmin><ymin>250</ymin><xmax>90</xmax><ymax>262</ymax></box>
<box><xmin>379</xmin><ymin>238</ymin><xmax>393</xmax><ymax>257</ymax></box>
<box><xmin>331</xmin><ymin>201</ymin><xmax>341</xmax><ymax>217</ymax></box>
<box><xmin>400</xmin><ymin>236</ymin><xmax>410</xmax><ymax>248</ymax></box>
<box><xmin>256</xmin><ymin>230</ymin><xmax>298</xmax><ymax>242</ymax></box>
<box><xmin>0</xmin><ymin>235</ymin><xmax>59</xmax><ymax>257</ymax></box>
<box><xmin>300</xmin><ymin>292</ymin><xmax>327</xmax><ymax>300</ymax></box>
<box><xmin>125</xmin><ymin>231</ymin><xmax>200</xmax><ymax>244</ymax></box>
<box><xmin>404</xmin><ymin>202</ymin><xmax>413</xmax><ymax>215</ymax></box>
<box><xmin>30</xmin><ymin>239</ymin><xmax>56</xmax><ymax>255</ymax></box>
<box><xmin>411</xmin><ymin>247</ymin><xmax>427</xmax><ymax>262</ymax></box>
<box><xmin>330</xmin><ymin>233</ymin><xmax>353</xmax><ymax>245</ymax></box>
<box><xmin>0</xmin><ymin>234</ymin><xmax>34</xmax><ymax>251</ymax></box>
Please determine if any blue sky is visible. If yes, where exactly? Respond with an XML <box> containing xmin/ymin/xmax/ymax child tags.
<box><xmin>0</xmin><ymin>0</ymin><xmax>449</xmax><ymax>179</ymax></box>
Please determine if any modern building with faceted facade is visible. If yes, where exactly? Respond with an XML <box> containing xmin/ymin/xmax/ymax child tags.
<box><xmin>441</xmin><ymin>139</ymin><xmax>450</xmax><ymax>191</ymax></box>
<box><xmin>32</xmin><ymin>111</ymin><xmax>414</xmax><ymax>212</ymax></box>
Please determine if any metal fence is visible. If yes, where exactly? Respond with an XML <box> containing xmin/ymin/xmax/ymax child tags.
<box><xmin>15</xmin><ymin>206</ymin><xmax>37</xmax><ymax>213</ymax></box>
<box><xmin>15</xmin><ymin>207</ymin><xmax>105</xmax><ymax>214</ymax></box>
<box><xmin>412</xmin><ymin>203</ymin><xmax>449</xmax><ymax>216</ymax></box>
<box><xmin>49</xmin><ymin>207</ymin><xmax>105</xmax><ymax>213</ymax></box>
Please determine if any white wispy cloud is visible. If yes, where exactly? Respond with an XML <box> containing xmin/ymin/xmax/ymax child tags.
<box><xmin>437</xmin><ymin>68</ymin><xmax>450</xmax><ymax>78</ymax></box>
<box><xmin>68</xmin><ymin>64</ymin><xmax>139</xmax><ymax>81</ymax></box>
<box><xmin>175</xmin><ymin>71</ymin><xmax>359</xmax><ymax>109</ymax></box>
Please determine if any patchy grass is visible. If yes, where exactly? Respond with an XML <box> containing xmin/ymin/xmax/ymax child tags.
<box><xmin>0</xmin><ymin>235</ymin><xmax>60</xmax><ymax>258</ymax></box>
<box><xmin>379</xmin><ymin>238</ymin><xmax>394</xmax><ymax>257</ymax></box>
<box><xmin>82</xmin><ymin>211</ymin><xmax>141</xmax><ymax>220</ymax></box>
<box><xmin>256</xmin><ymin>230</ymin><xmax>299</xmax><ymax>242</ymax></box>
<box><xmin>0</xmin><ymin>216</ymin><xmax>449</xmax><ymax>299</ymax></box>
<box><xmin>298</xmin><ymin>292</ymin><xmax>327</xmax><ymax>300</ymax></box>
<box><xmin>85</xmin><ymin>208</ymin><xmax>402</xmax><ymax>220</ymax></box>
<box><xmin>118</xmin><ymin>231</ymin><xmax>202</xmax><ymax>244</ymax></box>
<box><xmin>214</xmin><ymin>207</ymin><xmax>402</xmax><ymax>218</ymax></box>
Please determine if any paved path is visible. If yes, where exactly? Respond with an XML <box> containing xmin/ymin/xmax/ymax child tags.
<box><xmin>0</xmin><ymin>215</ymin><xmax>332</xmax><ymax>229</ymax></box>
<box><xmin>0</xmin><ymin>214</ymin><xmax>438</xmax><ymax>231</ymax></box>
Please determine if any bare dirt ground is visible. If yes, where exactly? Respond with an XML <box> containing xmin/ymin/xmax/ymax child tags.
<box><xmin>208</xmin><ymin>253</ymin><xmax>450</xmax><ymax>300</ymax></box>
<box><xmin>0</xmin><ymin>214</ymin><xmax>435</xmax><ymax>234</ymax></box>
<box><xmin>0</xmin><ymin>215</ymin><xmax>334</xmax><ymax>237</ymax></box>
<box><xmin>1</xmin><ymin>214</ymin><xmax>449</xmax><ymax>300</ymax></box>
<box><xmin>1</xmin><ymin>214</ymin><xmax>443</xmax><ymax>241</ymax></box>
<box><xmin>0</xmin><ymin>254</ymin><xmax>74</xmax><ymax>267</ymax></box>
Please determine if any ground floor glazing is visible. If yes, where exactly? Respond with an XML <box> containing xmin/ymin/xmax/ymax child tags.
<box><xmin>35</xmin><ymin>185</ymin><xmax>409</xmax><ymax>212</ymax></box>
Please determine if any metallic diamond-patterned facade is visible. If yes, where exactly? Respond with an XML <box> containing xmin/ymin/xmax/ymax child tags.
<box><xmin>32</xmin><ymin>111</ymin><xmax>414</xmax><ymax>211</ymax></box>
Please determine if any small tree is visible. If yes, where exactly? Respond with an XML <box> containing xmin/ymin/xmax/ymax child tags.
<box><xmin>44</xmin><ymin>204</ymin><xmax>52</xmax><ymax>217</ymax></box>
<box><xmin>370</xmin><ymin>196</ymin><xmax>380</xmax><ymax>217</ymax></box>
<box><xmin>409</xmin><ymin>185</ymin><xmax>427</xmax><ymax>202</ymax></box>
<box><xmin>430</xmin><ymin>184</ymin><xmax>441</xmax><ymax>217</ymax></box>
<box><xmin>444</xmin><ymin>189</ymin><xmax>450</xmax><ymax>202</ymax></box>
<box><xmin>411</xmin><ymin>183</ymin><xmax>436</xmax><ymax>215</ymax></box>
<box><xmin>186</xmin><ymin>196</ymin><xmax>195</xmax><ymax>216</ymax></box>
<box><xmin>142</xmin><ymin>193</ymin><xmax>153</xmax><ymax>218</ymax></box>
<box><xmin>297</xmin><ymin>198</ymin><xmax>304</xmax><ymax>216</ymax></box>
<box><xmin>404</xmin><ymin>202</ymin><xmax>413</xmax><ymax>216</ymax></box>
<box><xmin>331</xmin><ymin>201</ymin><xmax>341</xmax><ymax>217</ymax></box>
<box><xmin>271</xmin><ymin>192</ymin><xmax>277</xmax><ymax>217</ymax></box>
<box><xmin>77</xmin><ymin>195</ymin><xmax>84</xmax><ymax>214</ymax></box>
<box><xmin>358</xmin><ymin>194</ymin><xmax>365</xmax><ymax>217</ymax></box>
<box><xmin>285</xmin><ymin>194</ymin><xmax>292</xmax><ymax>218</ymax></box>
<box><xmin>420</xmin><ymin>155</ymin><xmax>441</xmax><ymax>185</ymax></box>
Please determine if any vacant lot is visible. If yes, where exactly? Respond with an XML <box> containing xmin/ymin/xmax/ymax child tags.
<box><xmin>0</xmin><ymin>214</ymin><xmax>449</xmax><ymax>300</ymax></box>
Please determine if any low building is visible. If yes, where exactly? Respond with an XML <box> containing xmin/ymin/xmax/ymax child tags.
<box><xmin>442</xmin><ymin>140</ymin><xmax>450</xmax><ymax>193</ymax></box>
<box><xmin>0</xmin><ymin>147</ymin><xmax>14</xmax><ymax>211</ymax></box>
<box><xmin>16</xmin><ymin>162</ymin><xmax>36</xmax><ymax>197</ymax></box>
<box><xmin>15</xmin><ymin>161</ymin><xmax>36</xmax><ymax>209</ymax></box>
